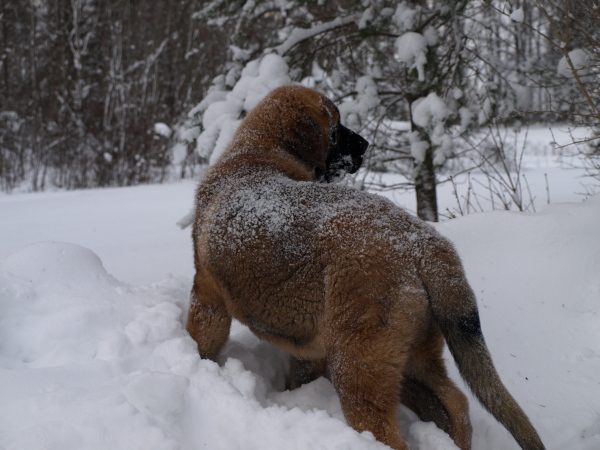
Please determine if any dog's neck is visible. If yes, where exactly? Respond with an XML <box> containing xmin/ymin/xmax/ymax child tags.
<box><xmin>217</xmin><ymin>142</ymin><xmax>317</xmax><ymax>183</ymax></box>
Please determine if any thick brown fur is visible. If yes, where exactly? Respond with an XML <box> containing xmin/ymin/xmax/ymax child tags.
<box><xmin>186</xmin><ymin>85</ymin><xmax>545</xmax><ymax>450</ymax></box>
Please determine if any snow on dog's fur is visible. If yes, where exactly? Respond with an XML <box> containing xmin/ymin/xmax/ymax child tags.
<box><xmin>186</xmin><ymin>85</ymin><xmax>544</xmax><ymax>450</ymax></box>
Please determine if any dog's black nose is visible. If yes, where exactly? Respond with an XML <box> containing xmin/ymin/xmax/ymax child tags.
<box><xmin>323</xmin><ymin>124</ymin><xmax>369</xmax><ymax>182</ymax></box>
<box><xmin>354</xmin><ymin>132</ymin><xmax>369</xmax><ymax>156</ymax></box>
<box><xmin>339</xmin><ymin>125</ymin><xmax>369</xmax><ymax>156</ymax></box>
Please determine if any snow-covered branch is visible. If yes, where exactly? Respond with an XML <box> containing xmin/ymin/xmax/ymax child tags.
<box><xmin>271</xmin><ymin>13</ymin><xmax>361</xmax><ymax>56</ymax></box>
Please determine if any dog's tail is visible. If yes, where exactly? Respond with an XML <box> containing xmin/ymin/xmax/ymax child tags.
<box><xmin>419</xmin><ymin>238</ymin><xmax>545</xmax><ymax>450</ymax></box>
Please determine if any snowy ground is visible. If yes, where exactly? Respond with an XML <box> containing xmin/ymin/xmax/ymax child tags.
<box><xmin>1</xmin><ymin>127</ymin><xmax>599</xmax><ymax>449</ymax></box>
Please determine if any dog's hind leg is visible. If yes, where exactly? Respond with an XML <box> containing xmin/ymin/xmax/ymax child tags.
<box><xmin>186</xmin><ymin>271</ymin><xmax>231</xmax><ymax>361</ymax></box>
<box><xmin>326</xmin><ymin>327</ymin><xmax>410</xmax><ymax>450</ymax></box>
<box><xmin>401</xmin><ymin>318</ymin><xmax>472</xmax><ymax>450</ymax></box>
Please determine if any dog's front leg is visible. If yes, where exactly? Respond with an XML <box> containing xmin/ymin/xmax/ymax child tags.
<box><xmin>186</xmin><ymin>272</ymin><xmax>231</xmax><ymax>361</ymax></box>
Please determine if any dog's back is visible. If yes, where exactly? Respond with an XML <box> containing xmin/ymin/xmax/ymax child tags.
<box><xmin>196</xmin><ymin>168</ymin><xmax>442</xmax><ymax>354</ymax></box>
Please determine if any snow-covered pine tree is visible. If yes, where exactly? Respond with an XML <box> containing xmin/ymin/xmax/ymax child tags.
<box><xmin>179</xmin><ymin>0</ymin><xmax>481</xmax><ymax>221</ymax></box>
<box><xmin>177</xmin><ymin>0</ymin><xmax>600</xmax><ymax>219</ymax></box>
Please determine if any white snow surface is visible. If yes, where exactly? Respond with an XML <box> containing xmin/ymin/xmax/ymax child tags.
<box><xmin>1</xmin><ymin>147</ymin><xmax>600</xmax><ymax>449</ymax></box>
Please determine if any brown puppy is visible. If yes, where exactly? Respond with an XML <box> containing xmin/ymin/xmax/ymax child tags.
<box><xmin>186</xmin><ymin>85</ymin><xmax>545</xmax><ymax>450</ymax></box>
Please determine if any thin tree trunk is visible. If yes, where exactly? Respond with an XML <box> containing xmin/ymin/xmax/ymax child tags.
<box><xmin>414</xmin><ymin>147</ymin><xmax>438</xmax><ymax>222</ymax></box>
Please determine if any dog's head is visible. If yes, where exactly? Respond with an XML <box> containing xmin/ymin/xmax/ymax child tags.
<box><xmin>261</xmin><ymin>86</ymin><xmax>369</xmax><ymax>182</ymax></box>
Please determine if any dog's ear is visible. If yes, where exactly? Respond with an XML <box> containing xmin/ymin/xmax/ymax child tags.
<box><xmin>281</xmin><ymin>110</ymin><xmax>328</xmax><ymax>171</ymax></box>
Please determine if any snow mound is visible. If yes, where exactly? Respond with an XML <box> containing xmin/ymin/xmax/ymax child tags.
<box><xmin>1</xmin><ymin>193</ymin><xmax>600</xmax><ymax>449</ymax></box>
<box><xmin>1</xmin><ymin>241</ymin><xmax>116</xmax><ymax>291</ymax></box>
<box><xmin>0</xmin><ymin>242</ymin><xmax>389</xmax><ymax>449</ymax></box>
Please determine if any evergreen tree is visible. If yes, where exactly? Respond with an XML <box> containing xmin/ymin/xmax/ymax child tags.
<box><xmin>183</xmin><ymin>0</ymin><xmax>475</xmax><ymax>221</ymax></box>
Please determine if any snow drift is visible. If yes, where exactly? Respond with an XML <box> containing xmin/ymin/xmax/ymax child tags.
<box><xmin>1</xmin><ymin>191</ymin><xmax>599</xmax><ymax>449</ymax></box>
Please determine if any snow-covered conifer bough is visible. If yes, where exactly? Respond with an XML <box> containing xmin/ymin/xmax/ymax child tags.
<box><xmin>186</xmin><ymin>85</ymin><xmax>546</xmax><ymax>450</ymax></box>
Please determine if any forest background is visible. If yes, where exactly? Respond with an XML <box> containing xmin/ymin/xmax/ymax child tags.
<box><xmin>1</xmin><ymin>0</ymin><xmax>599</xmax><ymax>221</ymax></box>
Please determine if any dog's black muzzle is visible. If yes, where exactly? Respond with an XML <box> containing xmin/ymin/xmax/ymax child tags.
<box><xmin>323</xmin><ymin>125</ymin><xmax>369</xmax><ymax>183</ymax></box>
